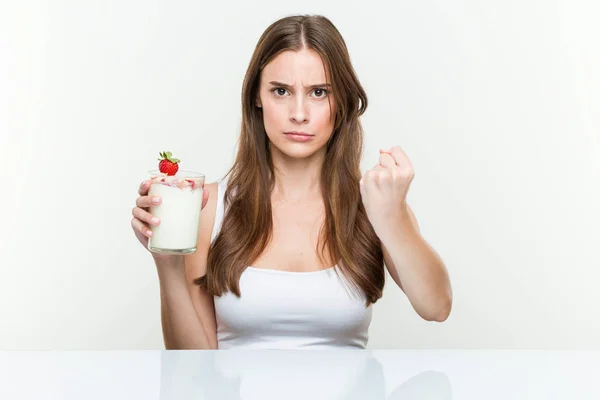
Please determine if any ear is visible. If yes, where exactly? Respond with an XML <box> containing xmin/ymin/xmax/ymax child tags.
<box><xmin>256</xmin><ymin>95</ymin><xmax>262</xmax><ymax>108</ymax></box>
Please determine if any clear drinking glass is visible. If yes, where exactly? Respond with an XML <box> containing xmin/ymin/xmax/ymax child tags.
<box><xmin>146</xmin><ymin>170</ymin><xmax>205</xmax><ymax>255</ymax></box>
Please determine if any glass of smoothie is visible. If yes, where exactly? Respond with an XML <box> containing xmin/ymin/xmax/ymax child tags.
<box><xmin>147</xmin><ymin>151</ymin><xmax>205</xmax><ymax>255</ymax></box>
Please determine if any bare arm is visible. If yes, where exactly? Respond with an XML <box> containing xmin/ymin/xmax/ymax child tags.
<box><xmin>382</xmin><ymin>205</ymin><xmax>453</xmax><ymax>322</ymax></box>
<box><xmin>156</xmin><ymin>182</ymin><xmax>219</xmax><ymax>349</ymax></box>
<box><xmin>364</xmin><ymin>147</ymin><xmax>452</xmax><ymax>322</ymax></box>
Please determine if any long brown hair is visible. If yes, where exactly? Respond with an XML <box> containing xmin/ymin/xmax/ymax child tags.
<box><xmin>195</xmin><ymin>14</ymin><xmax>384</xmax><ymax>305</ymax></box>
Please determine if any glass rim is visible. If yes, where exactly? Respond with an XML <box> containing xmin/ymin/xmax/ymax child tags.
<box><xmin>147</xmin><ymin>169</ymin><xmax>205</xmax><ymax>178</ymax></box>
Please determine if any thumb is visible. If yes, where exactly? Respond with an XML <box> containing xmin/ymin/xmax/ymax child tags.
<box><xmin>379</xmin><ymin>152</ymin><xmax>396</xmax><ymax>168</ymax></box>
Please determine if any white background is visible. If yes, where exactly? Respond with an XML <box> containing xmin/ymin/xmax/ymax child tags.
<box><xmin>1</xmin><ymin>0</ymin><xmax>599</xmax><ymax>349</ymax></box>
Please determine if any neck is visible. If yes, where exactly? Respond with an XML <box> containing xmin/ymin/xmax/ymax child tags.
<box><xmin>270</xmin><ymin>147</ymin><xmax>325</xmax><ymax>203</ymax></box>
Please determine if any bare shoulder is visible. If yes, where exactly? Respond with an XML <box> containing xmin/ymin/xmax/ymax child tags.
<box><xmin>183</xmin><ymin>181</ymin><xmax>220</xmax><ymax>277</ymax></box>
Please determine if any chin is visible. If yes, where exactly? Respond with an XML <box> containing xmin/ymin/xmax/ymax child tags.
<box><xmin>271</xmin><ymin>141</ymin><xmax>325</xmax><ymax>160</ymax></box>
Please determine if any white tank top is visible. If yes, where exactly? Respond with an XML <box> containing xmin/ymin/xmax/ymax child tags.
<box><xmin>210</xmin><ymin>178</ymin><xmax>373</xmax><ymax>349</ymax></box>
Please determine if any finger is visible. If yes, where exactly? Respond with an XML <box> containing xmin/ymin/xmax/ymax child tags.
<box><xmin>379</xmin><ymin>153</ymin><xmax>396</xmax><ymax>168</ymax></box>
<box><xmin>363</xmin><ymin>166</ymin><xmax>383</xmax><ymax>187</ymax></box>
<box><xmin>201</xmin><ymin>188</ymin><xmax>210</xmax><ymax>209</ymax></box>
<box><xmin>136</xmin><ymin>195</ymin><xmax>162</xmax><ymax>208</ymax></box>
<box><xmin>376</xmin><ymin>169</ymin><xmax>392</xmax><ymax>188</ymax></box>
<box><xmin>389</xmin><ymin>146</ymin><xmax>413</xmax><ymax>169</ymax></box>
<box><xmin>131</xmin><ymin>217</ymin><xmax>153</xmax><ymax>238</ymax></box>
<box><xmin>132</xmin><ymin>206</ymin><xmax>161</xmax><ymax>226</ymax></box>
<box><xmin>362</xmin><ymin>169</ymin><xmax>375</xmax><ymax>184</ymax></box>
<box><xmin>138</xmin><ymin>180</ymin><xmax>151</xmax><ymax>196</ymax></box>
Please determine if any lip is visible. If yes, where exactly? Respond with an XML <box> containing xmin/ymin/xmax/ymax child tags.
<box><xmin>284</xmin><ymin>131</ymin><xmax>313</xmax><ymax>136</ymax></box>
<box><xmin>283</xmin><ymin>131</ymin><xmax>315</xmax><ymax>142</ymax></box>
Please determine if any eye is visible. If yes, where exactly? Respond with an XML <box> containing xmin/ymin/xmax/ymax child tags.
<box><xmin>312</xmin><ymin>88</ymin><xmax>328</xmax><ymax>98</ymax></box>
<box><xmin>271</xmin><ymin>88</ymin><xmax>288</xmax><ymax>97</ymax></box>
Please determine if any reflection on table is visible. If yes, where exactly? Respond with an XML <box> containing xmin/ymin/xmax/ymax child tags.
<box><xmin>159</xmin><ymin>350</ymin><xmax>452</xmax><ymax>399</ymax></box>
<box><xmin>1</xmin><ymin>350</ymin><xmax>599</xmax><ymax>399</ymax></box>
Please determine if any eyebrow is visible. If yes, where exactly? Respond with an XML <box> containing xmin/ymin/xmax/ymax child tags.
<box><xmin>268</xmin><ymin>81</ymin><xmax>332</xmax><ymax>89</ymax></box>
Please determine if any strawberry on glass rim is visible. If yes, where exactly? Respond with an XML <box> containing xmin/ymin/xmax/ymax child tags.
<box><xmin>149</xmin><ymin>151</ymin><xmax>203</xmax><ymax>190</ymax></box>
<box><xmin>158</xmin><ymin>151</ymin><xmax>180</xmax><ymax>176</ymax></box>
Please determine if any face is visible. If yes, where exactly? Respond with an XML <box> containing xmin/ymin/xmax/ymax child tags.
<box><xmin>256</xmin><ymin>48</ymin><xmax>336</xmax><ymax>159</ymax></box>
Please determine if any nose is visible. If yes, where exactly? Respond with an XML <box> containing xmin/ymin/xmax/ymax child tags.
<box><xmin>290</xmin><ymin>96</ymin><xmax>309</xmax><ymax>124</ymax></box>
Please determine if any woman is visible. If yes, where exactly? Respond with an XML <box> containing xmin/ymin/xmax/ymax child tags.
<box><xmin>131</xmin><ymin>14</ymin><xmax>452</xmax><ymax>350</ymax></box>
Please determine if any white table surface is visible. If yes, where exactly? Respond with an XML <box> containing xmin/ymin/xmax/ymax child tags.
<box><xmin>1</xmin><ymin>350</ymin><xmax>598</xmax><ymax>399</ymax></box>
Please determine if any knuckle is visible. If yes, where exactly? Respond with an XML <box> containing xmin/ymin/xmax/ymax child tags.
<box><xmin>396</xmin><ymin>168</ymin><xmax>413</xmax><ymax>179</ymax></box>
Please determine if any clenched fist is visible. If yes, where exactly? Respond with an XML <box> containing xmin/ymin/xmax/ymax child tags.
<box><xmin>360</xmin><ymin>146</ymin><xmax>415</xmax><ymax>239</ymax></box>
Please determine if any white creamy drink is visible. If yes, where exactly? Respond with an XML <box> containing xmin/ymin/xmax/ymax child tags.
<box><xmin>147</xmin><ymin>170</ymin><xmax>205</xmax><ymax>254</ymax></box>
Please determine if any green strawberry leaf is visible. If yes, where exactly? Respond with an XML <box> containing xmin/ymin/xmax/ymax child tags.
<box><xmin>171</xmin><ymin>158</ymin><xmax>180</xmax><ymax>163</ymax></box>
